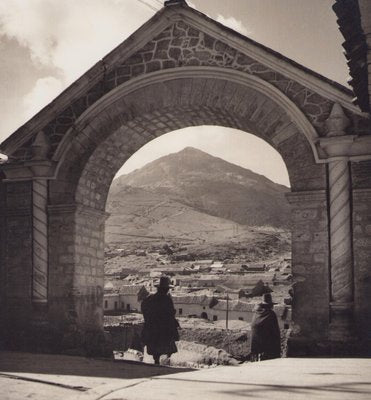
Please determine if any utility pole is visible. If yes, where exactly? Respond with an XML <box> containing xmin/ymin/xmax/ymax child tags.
<box><xmin>226</xmin><ymin>293</ymin><xmax>230</xmax><ymax>355</ymax></box>
<box><xmin>226</xmin><ymin>293</ymin><xmax>229</xmax><ymax>330</ymax></box>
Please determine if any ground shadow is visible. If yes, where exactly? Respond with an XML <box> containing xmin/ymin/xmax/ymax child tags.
<box><xmin>154</xmin><ymin>377</ymin><xmax>371</xmax><ymax>398</ymax></box>
<box><xmin>0</xmin><ymin>351</ymin><xmax>193</xmax><ymax>380</ymax></box>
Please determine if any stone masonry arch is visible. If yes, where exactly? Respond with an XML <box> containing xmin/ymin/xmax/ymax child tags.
<box><xmin>46</xmin><ymin>70</ymin><xmax>327</xmax><ymax>355</ymax></box>
<box><xmin>55</xmin><ymin>68</ymin><xmax>323</xmax><ymax>208</ymax></box>
<box><xmin>1</xmin><ymin>1</ymin><xmax>371</xmax><ymax>355</ymax></box>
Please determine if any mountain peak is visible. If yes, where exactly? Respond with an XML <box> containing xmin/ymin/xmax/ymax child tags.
<box><xmin>178</xmin><ymin>146</ymin><xmax>207</xmax><ymax>154</ymax></box>
<box><xmin>110</xmin><ymin>147</ymin><xmax>290</xmax><ymax>229</ymax></box>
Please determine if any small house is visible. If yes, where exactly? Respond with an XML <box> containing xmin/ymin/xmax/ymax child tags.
<box><xmin>119</xmin><ymin>285</ymin><xmax>149</xmax><ymax>312</ymax></box>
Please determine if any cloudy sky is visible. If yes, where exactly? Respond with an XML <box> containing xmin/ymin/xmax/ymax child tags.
<box><xmin>0</xmin><ymin>0</ymin><xmax>348</xmax><ymax>186</ymax></box>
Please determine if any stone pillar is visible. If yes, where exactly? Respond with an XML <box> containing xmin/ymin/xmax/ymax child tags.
<box><xmin>73</xmin><ymin>204</ymin><xmax>106</xmax><ymax>334</ymax></box>
<box><xmin>0</xmin><ymin>175</ymin><xmax>5</xmax><ymax>336</ymax></box>
<box><xmin>0</xmin><ymin>181</ymin><xmax>34</xmax><ymax>348</ymax></box>
<box><xmin>327</xmin><ymin>160</ymin><xmax>354</xmax><ymax>340</ymax></box>
<box><xmin>320</xmin><ymin>103</ymin><xmax>355</xmax><ymax>345</ymax></box>
<box><xmin>48</xmin><ymin>203</ymin><xmax>107</xmax><ymax>355</ymax></box>
<box><xmin>30</xmin><ymin>131</ymin><xmax>51</xmax><ymax>307</ymax></box>
<box><xmin>286</xmin><ymin>190</ymin><xmax>330</xmax><ymax>355</ymax></box>
<box><xmin>47</xmin><ymin>204</ymin><xmax>78</xmax><ymax>334</ymax></box>
<box><xmin>351</xmin><ymin>159</ymin><xmax>371</xmax><ymax>355</ymax></box>
<box><xmin>32</xmin><ymin>179</ymin><xmax>49</xmax><ymax>306</ymax></box>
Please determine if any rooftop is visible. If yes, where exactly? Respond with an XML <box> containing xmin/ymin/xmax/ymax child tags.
<box><xmin>119</xmin><ymin>285</ymin><xmax>147</xmax><ymax>295</ymax></box>
<box><xmin>212</xmin><ymin>299</ymin><xmax>255</xmax><ymax>312</ymax></box>
<box><xmin>172</xmin><ymin>294</ymin><xmax>212</xmax><ymax>306</ymax></box>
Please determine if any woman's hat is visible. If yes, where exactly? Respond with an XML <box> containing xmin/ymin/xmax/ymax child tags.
<box><xmin>261</xmin><ymin>293</ymin><xmax>277</xmax><ymax>305</ymax></box>
<box><xmin>155</xmin><ymin>276</ymin><xmax>173</xmax><ymax>288</ymax></box>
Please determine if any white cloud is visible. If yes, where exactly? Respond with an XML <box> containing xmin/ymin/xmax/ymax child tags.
<box><xmin>0</xmin><ymin>2</ymin><xmax>288</xmax><ymax>186</ymax></box>
<box><xmin>0</xmin><ymin>1</ymin><xmax>251</xmax><ymax>133</ymax></box>
<box><xmin>23</xmin><ymin>76</ymin><xmax>64</xmax><ymax>120</ymax></box>
<box><xmin>0</xmin><ymin>0</ymin><xmax>159</xmax><ymax>124</ymax></box>
<box><xmin>0</xmin><ymin>0</ymin><xmax>158</xmax><ymax>84</ymax></box>
<box><xmin>216</xmin><ymin>15</ymin><xmax>250</xmax><ymax>36</ymax></box>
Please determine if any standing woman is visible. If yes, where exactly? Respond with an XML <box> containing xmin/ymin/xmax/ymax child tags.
<box><xmin>141</xmin><ymin>276</ymin><xmax>180</xmax><ymax>365</ymax></box>
<box><xmin>250</xmin><ymin>293</ymin><xmax>281</xmax><ymax>361</ymax></box>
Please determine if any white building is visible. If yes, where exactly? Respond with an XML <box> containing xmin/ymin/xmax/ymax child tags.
<box><xmin>104</xmin><ymin>293</ymin><xmax>120</xmax><ymax>311</ymax></box>
<box><xmin>172</xmin><ymin>295</ymin><xmax>254</xmax><ymax>322</ymax></box>
<box><xmin>210</xmin><ymin>299</ymin><xmax>255</xmax><ymax>322</ymax></box>
<box><xmin>172</xmin><ymin>295</ymin><xmax>212</xmax><ymax>318</ymax></box>
<box><xmin>103</xmin><ymin>285</ymin><xmax>148</xmax><ymax>312</ymax></box>
<box><xmin>119</xmin><ymin>285</ymin><xmax>148</xmax><ymax>311</ymax></box>
<box><xmin>172</xmin><ymin>295</ymin><xmax>290</xmax><ymax>327</ymax></box>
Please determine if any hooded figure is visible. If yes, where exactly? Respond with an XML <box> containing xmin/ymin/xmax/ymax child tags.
<box><xmin>250</xmin><ymin>293</ymin><xmax>281</xmax><ymax>361</ymax></box>
<box><xmin>141</xmin><ymin>276</ymin><xmax>179</xmax><ymax>364</ymax></box>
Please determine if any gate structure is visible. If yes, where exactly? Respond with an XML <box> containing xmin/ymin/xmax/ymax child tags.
<box><xmin>0</xmin><ymin>1</ymin><xmax>370</xmax><ymax>355</ymax></box>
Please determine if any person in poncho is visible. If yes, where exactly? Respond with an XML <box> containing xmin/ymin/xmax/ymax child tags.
<box><xmin>141</xmin><ymin>276</ymin><xmax>179</xmax><ymax>365</ymax></box>
<box><xmin>250</xmin><ymin>293</ymin><xmax>281</xmax><ymax>361</ymax></box>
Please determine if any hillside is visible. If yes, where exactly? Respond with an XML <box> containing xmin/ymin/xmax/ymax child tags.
<box><xmin>105</xmin><ymin>185</ymin><xmax>256</xmax><ymax>244</ymax></box>
<box><xmin>106</xmin><ymin>147</ymin><xmax>291</xmax><ymax>247</ymax></box>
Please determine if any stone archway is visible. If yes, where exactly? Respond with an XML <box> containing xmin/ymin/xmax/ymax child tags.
<box><xmin>1</xmin><ymin>2</ymin><xmax>370</xmax><ymax>355</ymax></box>
<box><xmin>49</xmin><ymin>68</ymin><xmax>326</xmax><ymax>347</ymax></box>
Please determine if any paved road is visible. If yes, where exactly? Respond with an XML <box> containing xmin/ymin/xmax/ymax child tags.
<box><xmin>0</xmin><ymin>351</ymin><xmax>370</xmax><ymax>400</ymax></box>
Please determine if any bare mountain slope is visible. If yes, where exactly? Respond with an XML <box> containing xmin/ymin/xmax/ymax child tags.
<box><xmin>106</xmin><ymin>185</ymin><xmax>260</xmax><ymax>245</ymax></box>
<box><xmin>107</xmin><ymin>147</ymin><xmax>291</xmax><ymax>237</ymax></box>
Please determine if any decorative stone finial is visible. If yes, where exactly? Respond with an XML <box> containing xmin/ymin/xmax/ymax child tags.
<box><xmin>31</xmin><ymin>130</ymin><xmax>51</xmax><ymax>160</ymax></box>
<box><xmin>325</xmin><ymin>103</ymin><xmax>350</xmax><ymax>137</ymax></box>
<box><xmin>0</xmin><ymin>152</ymin><xmax>8</xmax><ymax>164</ymax></box>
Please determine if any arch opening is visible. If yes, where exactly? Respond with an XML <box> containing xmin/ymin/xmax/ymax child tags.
<box><xmin>45</xmin><ymin>72</ymin><xmax>328</xmax><ymax>358</ymax></box>
<box><xmin>103</xmin><ymin>126</ymin><xmax>293</xmax><ymax>363</ymax></box>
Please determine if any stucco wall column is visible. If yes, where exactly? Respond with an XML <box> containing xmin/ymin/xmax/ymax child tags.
<box><xmin>327</xmin><ymin>160</ymin><xmax>354</xmax><ymax>340</ymax></box>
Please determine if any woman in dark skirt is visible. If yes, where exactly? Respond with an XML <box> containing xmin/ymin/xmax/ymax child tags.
<box><xmin>141</xmin><ymin>276</ymin><xmax>179</xmax><ymax>364</ymax></box>
<box><xmin>250</xmin><ymin>293</ymin><xmax>281</xmax><ymax>361</ymax></box>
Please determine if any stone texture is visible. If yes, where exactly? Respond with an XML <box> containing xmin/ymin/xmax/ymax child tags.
<box><xmin>46</xmin><ymin>204</ymin><xmax>106</xmax><ymax>354</ymax></box>
<box><xmin>286</xmin><ymin>191</ymin><xmax>330</xmax><ymax>343</ymax></box>
<box><xmin>328</xmin><ymin>161</ymin><xmax>352</xmax><ymax>304</ymax></box>
<box><xmin>0</xmin><ymin>181</ymin><xmax>33</xmax><ymax>348</ymax></box>
<box><xmin>351</xmin><ymin>160</ymin><xmax>371</xmax><ymax>189</ymax></box>
<box><xmin>59</xmin><ymin>77</ymin><xmax>324</xmax><ymax>214</ymax></box>
<box><xmin>352</xmin><ymin>186</ymin><xmax>371</xmax><ymax>346</ymax></box>
<box><xmin>0</xmin><ymin>177</ymin><xmax>5</xmax><ymax>343</ymax></box>
<box><xmin>10</xmin><ymin>21</ymin><xmax>369</xmax><ymax>162</ymax></box>
<box><xmin>1</xmin><ymin>13</ymin><xmax>370</xmax><ymax>356</ymax></box>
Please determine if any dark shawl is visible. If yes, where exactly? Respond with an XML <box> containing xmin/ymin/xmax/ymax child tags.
<box><xmin>141</xmin><ymin>292</ymin><xmax>179</xmax><ymax>355</ymax></box>
<box><xmin>250</xmin><ymin>304</ymin><xmax>281</xmax><ymax>360</ymax></box>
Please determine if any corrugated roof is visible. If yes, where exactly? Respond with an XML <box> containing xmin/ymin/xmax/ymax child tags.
<box><xmin>333</xmin><ymin>0</ymin><xmax>369</xmax><ymax>112</ymax></box>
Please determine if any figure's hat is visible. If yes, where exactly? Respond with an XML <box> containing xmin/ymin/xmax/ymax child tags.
<box><xmin>155</xmin><ymin>276</ymin><xmax>173</xmax><ymax>288</ymax></box>
<box><xmin>261</xmin><ymin>293</ymin><xmax>277</xmax><ymax>305</ymax></box>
